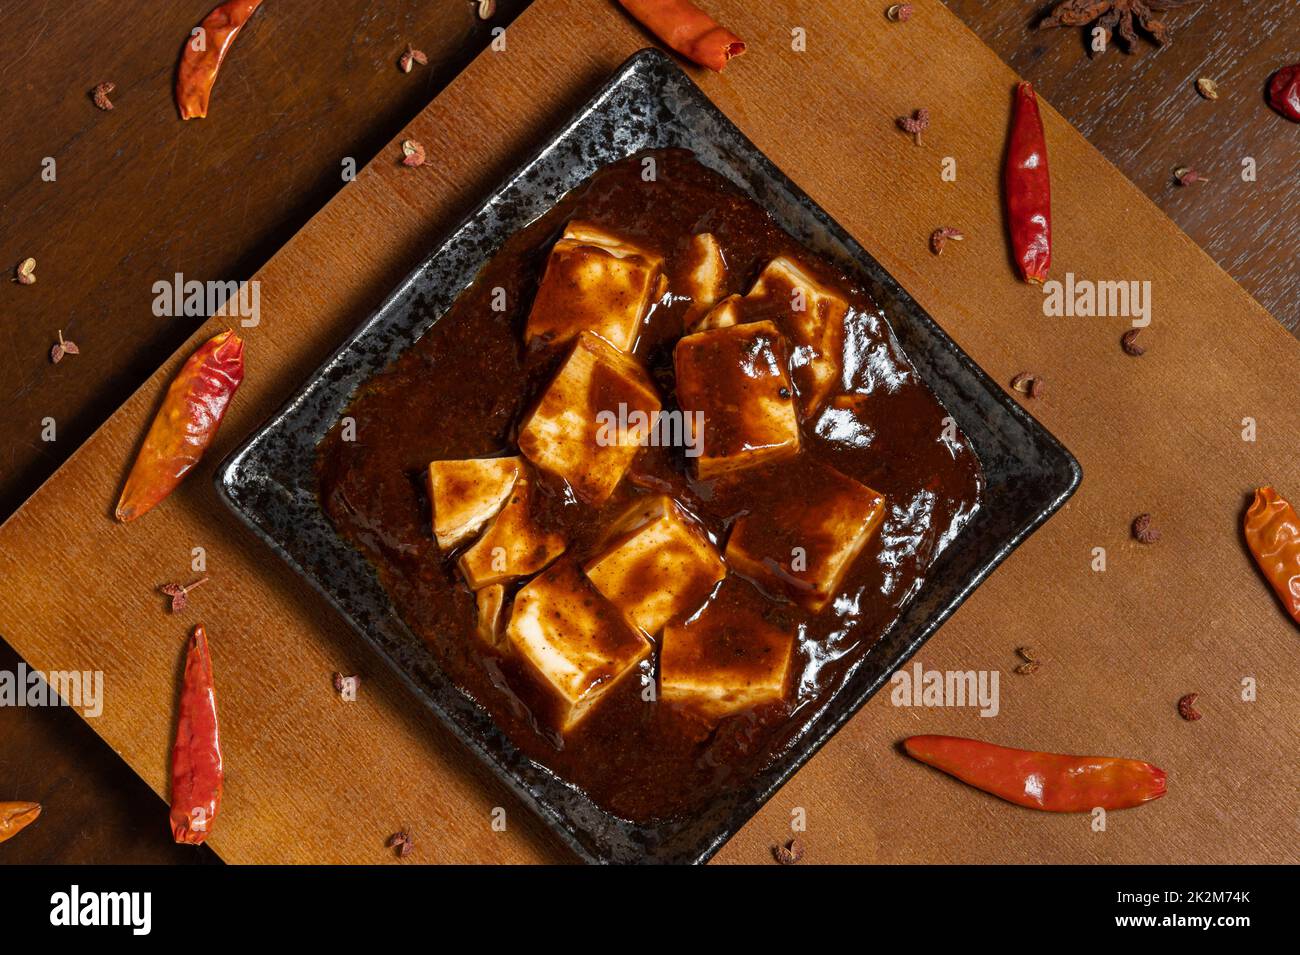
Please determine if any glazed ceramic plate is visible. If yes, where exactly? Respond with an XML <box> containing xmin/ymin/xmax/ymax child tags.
<box><xmin>216</xmin><ymin>49</ymin><xmax>1082</xmax><ymax>864</ymax></box>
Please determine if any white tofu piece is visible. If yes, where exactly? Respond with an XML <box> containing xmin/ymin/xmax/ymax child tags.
<box><xmin>745</xmin><ymin>256</ymin><xmax>849</xmax><ymax>414</ymax></box>
<box><xmin>673</xmin><ymin>320</ymin><xmax>801</xmax><ymax>480</ymax></box>
<box><xmin>518</xmin><ymin>331</ymin><xmax>662</xmax><ymax>505</ymax></box>
<box><xmin>682</xmin><ymin>233</ymin><xmax>728</xmax><ymax>325</ymax></box>
<box><xmin>428</xmin><ymin>456</ymin><xmax>522</xmax><ymax>550</ymax></box>
<box><xmin>690</xmin><ymin>293</ymin><xmax>742</xmax><ymax>333</ymax></box>
<box><xmin>725</xmin><ymin>458</ymin><xmax>885</xmax><ymax>612</ymax></box>
<box><xmin>476</xmin><ymin>584</ymin><xmax>508</xmax><ymax>647</ymax></box>
<box><xmin>458</xmin><ymin>469</ymin><xmax>565</xmax><ymax>590</ymax></box>
<box><xmin>507</xmin><ymin>560</ymin><xmax>652</xmax><ymax>733</ymax></box>
<box><xmin>583</xmin><ymin>495</ymin><xmax>726</xmax><ymax>635</ymax></box>
<box><xmin>524</xmin><ymin>221</ymin><xmax>665</xmax><ymax>353</ymax></box>
<box><xmin>660</xmin><ymin>578</ymin><xmax>795</xmax><ymax>721</ymax></box>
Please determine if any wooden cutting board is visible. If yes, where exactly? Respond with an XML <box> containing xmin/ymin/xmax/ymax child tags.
<box><xmin>1</xmin><ymin>0</ymin><xmax>1295</xmax><ymax>864</ymax></box>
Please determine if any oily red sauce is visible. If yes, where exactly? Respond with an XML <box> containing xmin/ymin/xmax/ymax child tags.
<box><xmin>316</xmin><ymin>150</ymin><xmax>983</xmax><ymax>823</ymax></box>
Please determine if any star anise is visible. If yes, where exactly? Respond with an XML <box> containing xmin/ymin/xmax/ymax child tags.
<box><xmin>1039</xmin><ymin>1</ymin><xmax>1200</xmax><ymax>52</ymax></box>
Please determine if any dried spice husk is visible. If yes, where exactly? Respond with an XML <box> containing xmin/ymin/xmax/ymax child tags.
<box><xmin>401</xmin><ymin>139</ymin><xmax>427</xmax><ymax>167</ymax></box>
<box><xmin>773</xmin><ymin>838</ymin><xmax>804</xmax><ymax>864</ymax></box>
<box><xmin>92</xmin><ymin>82</ymin><xmax>116</xmax><ymax>110</ymax></box>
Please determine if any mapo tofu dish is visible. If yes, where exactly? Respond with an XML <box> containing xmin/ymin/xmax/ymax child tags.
<box><xmin>317</xmin><ymin>150</ymin><xmax>983</xmax><ymax>821</ymax></box>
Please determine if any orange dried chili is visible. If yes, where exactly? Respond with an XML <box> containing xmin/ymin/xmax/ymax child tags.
<box><xmin>903</xmin><ymin>736</ymin><xmax>1167</xmax><ymax>812</ymax></box>
<box><xmin>617</xmin><ymin>0</ymin><xmax>745</xmax><ymax>73</ymax></box>
<box><xmin>1003</xmin><ymin>82</ymin><xmax>1052</xmax><ymax>284</ymax></box>
<box><xmin>0</xmin><ymin>802</ymin><xmax>41</xmax><ymax>844</ymax></box>
<box><xmin>170</xmin><ymin>625</ymin><xmax>223</xmax><ymax>845</ymax></box>
<box><xmin>1243</xmin><ymin>486</ymin><xmax>1300</xmax><ymax>627</ymax></box>
<box><xmin>115</xmin><ymin>330</ymin><xmax>245</xmax><ymax>522</ymax></box>
<box><xmin>175</xmin><ymin>0</ymin><xmax>264</xmax><ymax>120</ymax></box>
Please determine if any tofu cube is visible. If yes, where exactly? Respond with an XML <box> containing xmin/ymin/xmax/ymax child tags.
<box><xmin>428</xmin><ymin>456</ymin><xmax>522</xmax><ymax>550</ymax></box>
<box><xmin>475</xmin><ymin>584</ymin><xmax>508</xmax><ymax>647</ymax></box>
<box><xmin>583</xmin><ymin>495</ymin><xmax>726</xmax><ymax>635</ymax></box>
<box><xmin>744</xmin><ymin>256</ymin><xmax>849</xmax><ymax>414</ymax></box>
<box><xmin>518</xmin><ymin>331</ymin><xmax>662</xmax><ymax>505</ymax></box>
<box><xmin>660</xmin><ymin>579</ymin><xmax>795</xmax><ymax>721</ymax></box>
<box><xmin>682</xmin><ymin>232</ymin><xmax>728</xmax><ymax>324</ymax></box>
<box><xmin>690</xmin><ymin>293</ymin><xmax>742</xmax><ymax>333</ymax></box>
<box><xmin>458</xmin><ymin>470</ymin><xmax>566</xmax><ymax>590</ymax></box>
<box><xmin>725</xmin><ymin>459</ymin><xmax>885</xmax><ymax>612</ymax></box>
<box><xmin>524</xmin><ymin>221</ymin><xmax>665</xmax><ymax>353</ymax></box>
<box><xmin>674</xmin><ymin>320</ymin><xmax>801</xmax><ymax>480</ymax></box>
<box><xmin>507</xmin><ymin>560</ymin><xmax>652</xmax><ymax>733</ymax></box>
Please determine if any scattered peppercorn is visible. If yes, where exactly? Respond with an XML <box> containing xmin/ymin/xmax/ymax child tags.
<box><xmin>91</xmin><ymin>82</ymin><xmax>116</xmax><ymax>110</ymax></box>
<box><xmin>1121</xmin><ymin>328</ymin><xmax>1146</xmax><ymax>356</ymax></box>
<box><xmin>1010</xmin><ymin>372</ymin><xmax>1044</xmax><ymax>399</ymax></box>
<box><xmin>773</xmin><ymin>838</ymin><xmax>804</xmax><ymax>864</ymax></box>
<box><xmin>886</xmin><ymin>4</ymin><xmax>913</xmax><ymax>21</ymax></box>
<box><xmin>1173</xmin><ymin>166</ymin><xmax>1208</xmax><ymax>186</ymax></box>
<box><xmin>387</xmin><ymin>829</ymin><xmax>414</xmax><ymax>858</ymax></box>
<box><xmin>49</xmin><ymin>330</ymin><xmax>80</xmax><ymax>364</ymax></box>
<box><xmin>159</xmin><ymin>577</ymin><xmax>210</xmax><ymax>613</ymax></box>
<box><xmin>401</xmin><ymin>139</ymin><xmax>428</xmax><ymax>168</ymax></box>
<box><xmin>1132</xmin><ymin>513</ymin><xmax>1160</xmax><ymax>544</ymax></box>
<box><xmin>929</xmin><ymin>226</ymin><xmax>965</xmax><ymax>255</ymax></box>
<box><xmin>398</xmin><ymin>44</ymin><xmax>429</xmax><ymax>73</ymax></box>
<box><xmin>897</xmin><ymin>108</ymin><xmax>929</xmax><ymax>145</ymax></box>
<box><xmin>333</xmin><ymin>672</ymin><xmax>360</xmax><ymax>696</ymax></box>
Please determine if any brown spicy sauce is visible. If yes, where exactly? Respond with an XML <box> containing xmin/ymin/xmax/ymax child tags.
<box><xmin>316</xmin><ymin>149</ymin><xmax>983</xmax><ymax>823</ymax></box>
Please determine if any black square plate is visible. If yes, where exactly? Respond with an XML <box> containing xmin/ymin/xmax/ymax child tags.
<box><xmin>216</xmin><ymin>49</ymin><xmax>1081</xmax><ymax>864</ymax></box>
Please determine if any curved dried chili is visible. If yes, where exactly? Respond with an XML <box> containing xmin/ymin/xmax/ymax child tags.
<box><xmin>1003</xmin><ymin>82</ymin><xmax>1052</xmax><ymax>284</ymax></box>
<box><xmin>170</xmin><ymin>625</ymin><xmax>223</xmax><ymax>845</ymax></box>
<box><xmin>903</xmin><ymin>735</ymin><xmax>1166</xmax><ymax>811</ymax></box>
<box><xmin>115</xmin><ymin>330</ymin><xmax>245</xmax><ymax>523</ymax></box>
<box><xmin>1243</xmin><ymin>486</ymin><xmax>1300</xmax><ymax>627</ymax></box>
<box><xmin>0</xmin><ymin>802</ymin><xmax>41</xmax><ymax>844</ymax></box>
<box><xmin>617</xmin><ymin>0</ymin><xmax>745</xmax><ymax>73</ymax></box>
<box><xmin>176</xmin><ymin>0</ymin><xmax>264</xmax><ymax>120</ymax></box>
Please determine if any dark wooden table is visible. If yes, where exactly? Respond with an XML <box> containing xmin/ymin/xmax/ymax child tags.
<box><xmin>0</xmin><ymin>0</ymin><xmax>1294</xmax><ymax>864</ymax></box>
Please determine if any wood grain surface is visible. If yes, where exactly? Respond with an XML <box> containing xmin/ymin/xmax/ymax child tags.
<box><xmin>1</xmin><ymin>0</ymin><xmax>1297</xmax><ymax>864</ymax></box>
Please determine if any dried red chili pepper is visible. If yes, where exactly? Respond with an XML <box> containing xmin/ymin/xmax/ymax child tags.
<box><xmin>175</xmin><ymin>0</ymin><xmax>264</xmax><ymax>120</ymax></box>
<box><xmin>1243</xmin><ymin>486</ymin><xmax>1300</xmax><ymax>627</ymax></box>
<box><xmin>170</xmin><ymin>625</ymin><xmax>223</xmax><ymax>845</ymax></box>
<box><xmin>1268</xmin><ymin>64</ymin><xmax>1300</xmax><ymax>122</ymax></box>
<box><xmin>1004</xmin><ymin>82</ymin><xmax>1052</xmax><ymax>284</ymax></box>
<box><xmin>0</xmin><ymin>802</ymin><xmax>41</xmax><ymax>844</ymax></box>
<box><xmin>903</xmin><ymin>735</ymin><xmax>1167</xmax><ymax>811</ymax></box>
<box><xmin>115</xmin><ymin>330</ymin><xmax>245</xmax><ymax>522</ymax></box>
<box><xmin>616</xmin><ymin>0</ymin><xmax>745</xmax><ymax>72</ymax></box>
